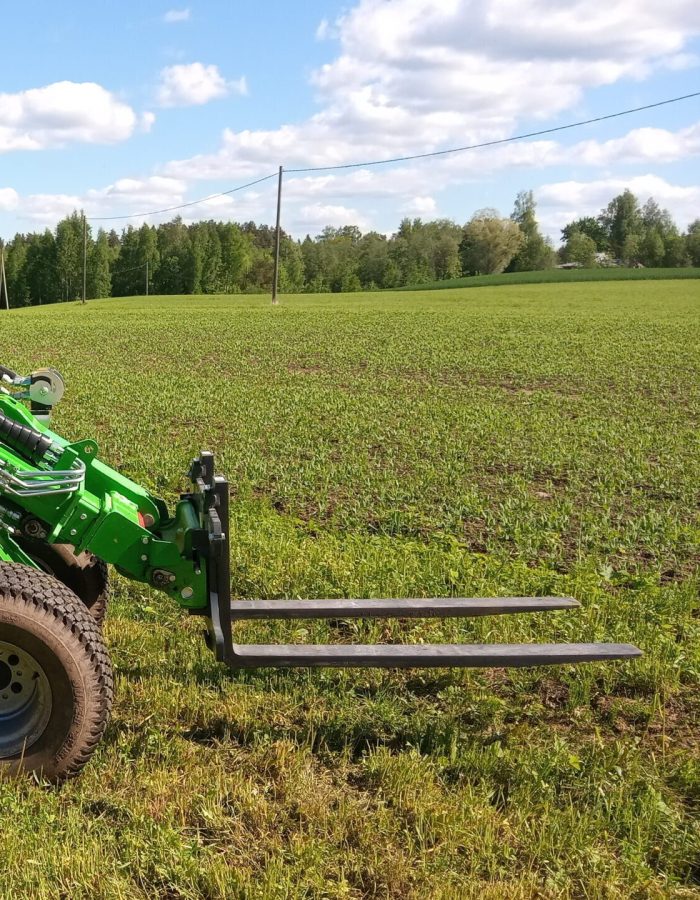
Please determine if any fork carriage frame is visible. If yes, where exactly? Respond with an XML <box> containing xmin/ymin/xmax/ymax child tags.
<box><xmin>0</xmin><ymin>367</ymin><xmax>641</xmax><ymax>672</ymax></box>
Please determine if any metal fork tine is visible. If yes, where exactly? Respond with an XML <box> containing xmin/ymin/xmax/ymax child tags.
<box><xmin>228</xmin><ymin>642</ymin><xmax>643</xmax><ymax>668</ymax></box>
<box><xmin>229</xmin><ymin>596</ymin><xmax>580</xmax><ymax>620</ymax></box>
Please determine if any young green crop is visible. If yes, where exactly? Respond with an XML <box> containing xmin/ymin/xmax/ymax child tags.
<box><xmin>403</xmin><ymin>265</ymin><xmax>700</xmax><ymax>290</ymax></box>
<box><xmin>0</xmin><ymin>280</ymin><xmax>698</xmax><ymax>898</ymax></box>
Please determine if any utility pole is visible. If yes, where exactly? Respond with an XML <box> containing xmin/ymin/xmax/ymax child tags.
<box><xmin>82</xmin><ymin>213</ymin><xmax>87</xmax><ymax>304</ymax></box>
<box><xmin>271</xmin><ymin>165</ymin><xmax>283</xmax><ymax>305</ymax></box>
<box><xmin>0</xmin><ymin>247</ymin><xmax>8</xmax><ymax>310</ymax></box>
<box><xmin>146</xmin><ymin>260</ymin><xmax>149</xmax><ymax>296</ymax></box>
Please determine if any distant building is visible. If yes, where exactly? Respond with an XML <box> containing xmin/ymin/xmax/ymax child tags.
<box><xmin>595</xmin><ymin>252</ymin><xmax>618</xmax><ymax>267</ymax></box>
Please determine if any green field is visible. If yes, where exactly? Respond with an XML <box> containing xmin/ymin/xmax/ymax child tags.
<box><xmin>405</xmin><ymin>266</ymin><xmax>700</xmax><ymax>291</ymax></box>
<box><xmin>1</xmin><ymin>281</ymin><xmax>698</xmax><ymax>898</ymax></box>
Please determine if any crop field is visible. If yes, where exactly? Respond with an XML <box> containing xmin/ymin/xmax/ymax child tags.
<box><xmin>406</xmin><ymin>266</ymin><xmax>700</xmax><ymax>291</ymax></box>
<box><xmin>0</xmin><ymin>280</ymin><xmax>698</xmax><ymax>899</ymax></box>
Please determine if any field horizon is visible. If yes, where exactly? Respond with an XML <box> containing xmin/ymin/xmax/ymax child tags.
<box><xmin>401</xmin><ymin>265</ymin><xmax>700</xmax><ymax>291</ymax></box>
<box><xmin>1</xmin><ymin>280</ymin><xmax>698</xmax><ymax>898</ymax></box>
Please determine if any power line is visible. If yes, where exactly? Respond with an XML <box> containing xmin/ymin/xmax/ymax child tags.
<box><xmin>285</xmin><ymin>90</ymin><xmax>700</xmax><ymax>174</ymax></box>
<box><xmin>84</xmin><ymin>90</ymin><xmax>700</xmax><ymax>223</ymax></box>
<box><xmin>89</xmin><ymin>172</ymin><xmax>278</xmax><ymax>222</ymax></box>
<box><xmin>110</xmin><ymin>261</ymin><xmax>147</xmax><ymax>276</ymax></box>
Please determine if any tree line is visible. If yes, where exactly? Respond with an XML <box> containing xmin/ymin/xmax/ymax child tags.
<box><xmin>0</xmin><ymin>189</ymin><xmax>698</xmax><ymax>305</ymax></box>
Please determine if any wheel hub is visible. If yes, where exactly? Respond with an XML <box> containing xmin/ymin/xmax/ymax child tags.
<box><xmin>0</xmin><ymin>659</ymin><xmax>11</xmax><ymax>691</ymax></box>
<box><xmin>0</xmin><ymin>640</ymin><xmax>52</xmax><ymax>758</ymax></box>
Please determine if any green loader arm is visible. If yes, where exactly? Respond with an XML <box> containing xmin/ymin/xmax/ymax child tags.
<box><xmin>0</xmin><ymin>366</ymin><xmax>210</xmax><ymax>610</ymax></box>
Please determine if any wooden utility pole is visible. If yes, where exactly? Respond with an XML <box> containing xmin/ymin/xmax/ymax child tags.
<box><xmin>146</xmin><ymin>260</ymin><xmax>149</xmax><ymax>296</ymax></box>
<box><xmin>271</xmin><ymin>165</ymin><xmax>283</xmax><ymax>305</ymax></box>
<box><xmin>0</xmin><ymin>247</ymin><xmax>8</xmax><ymax>310</ymax></box>
<box><xmin>82</xmin><ymin>213</ymin><xmax>87</xmax><ymax>304</ymax></box>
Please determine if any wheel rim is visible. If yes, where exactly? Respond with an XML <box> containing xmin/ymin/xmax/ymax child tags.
<box><xmin>0</xmin><ymin>640</ymin><xmax>52</xmax><ymax>758</ymax></box>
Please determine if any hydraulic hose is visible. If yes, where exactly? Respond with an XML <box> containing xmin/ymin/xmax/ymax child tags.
<box><xmin>0</xmin><ymin>365</ymin><xmax>18</xmax><ymax>382</ymax></box>
<box><xmin>0</xmin><ymin>412</ymin><xmax>53</xmax><ymax>464</ymax></box>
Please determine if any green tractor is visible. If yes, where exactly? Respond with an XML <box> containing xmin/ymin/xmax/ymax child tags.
<box><xmin>0</xmin><ymin>364</ymin><xmax>641</xmax><ymax>779</ymax></box>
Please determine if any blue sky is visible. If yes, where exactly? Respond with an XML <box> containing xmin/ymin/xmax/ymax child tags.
<box><xmin>0</xmin><ymin>0</ymin><xmax>698</xmax><ymax>242</ymax></box>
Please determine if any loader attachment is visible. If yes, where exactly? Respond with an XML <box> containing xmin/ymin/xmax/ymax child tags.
<box><xmin>188</xmin><ymin>453</ymin><xmax>641</xmax><ymax>670</ymax></box>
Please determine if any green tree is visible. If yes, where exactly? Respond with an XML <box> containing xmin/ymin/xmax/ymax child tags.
<box><xmin>219</xmin><ymin>223</ymin><xmax>252</xmax><ymax>291</ymax></box>
<box><xmin>387</xmin><ymin>218</ymin><xmax>461</xmax><ymax>285</ymax></box>
<box><xmin>460</xmin><ymin>210</ymin><xmax>523</xmax><ymax>275</ymax></box>
<box><xmin>205</xmin><ymin>227</ymin><xmax>222</xmax><ymax>292</ymax></box>
<box><xmin>154</xmin><ymin>218</ymin><xmax>190</xmax><ymax>294</ymax></box>
<box><xmin>599</xmin><ymin>189</ymin><xmax>641</xmax><ymax>259</ymax></box>
<box><xmin>279</xmin><ymin>237</ymin><xmax>305</xmax><ymax>292</ymax></box>
<box><xmin>641</xmin><ymin>198</ymin><xmax>675</xmax><ymax>234</ymax></box>
<box><xmin>300</xmin><ymin>236</ymin><xmax>325</xmax><ymax>291</ymax></box>
<box><xmin>562</xmin><ymin>231</ymin><xmax>597</xmax><ymax>268</ymax></box>
<box><xmin>25</xmin><ymin>231</ymin><xmax>58</xmax><ymax>305</ymax></box>
<box><xmin>4</xmin><ymin>236</ymin><xmax>30</xmax><ymax>307</ymax></box>
<box><xmin>245</xmin><ymin>246</ymin><xmax>274</xmax><ymax>291</ymax></box>
<box><xmin>561</xmin><ymin>216</ymin><xmax>609</xmax><ymax>250</ymax></box>
<box><xmin>55</xmin><ymin>211</ymin><xmax>86</xmax><ymax>301</ymax></box>
<box><xmin>639</xmin><ymin>198</ymin><xmax>687</xmax><ymax>267</ymax></box>
<box><xmin>341</xmin><ymin>271</ymin><xmax>362</xmax><ymax>292</ymax></box>
<box><xmin>508</xmin><ymin>190</ymin><xmax>554</xmax><ymax>271</ymax></box>
<box><xmin>621</xmin><ymin>232</ymin><xmax>642</xmax><ymax>267</ymax></box>
<box><xmin>662</xmin><ymin>231</ymin><xmax>688</xmax><ymax>267</ymax></box>
<box><xmin>138</xmin><ymin>224</ymin><xmax>160</xmax><ymax>293</ymax></box>
<box><xmin>426</xmin><ymin>220</ymin><xmax>462</xmax><ymax>280</ymax></box>
<box><xmin>88</xmin><ymin>230</ymin><xmax>112</xmax><ymax>299</ymax></box>
<box><xmin>686</xmin><ymin>220</ymin><xmax>700</xmax><ymax>266</ymax></box>
<box><xmin>357</xmin><ymin>232</ymin><xmax>390</xmax><ymax>288</ymax></box>
<box><xmin>315</xmin><ymin>225</ymin><xmax>362</xmax><ymax>292</ymax></box>
<box><xmin>111</xmin><ymin>227</ymin><xmax>141</xmax><ymax>296</ymax></box>
<box><xmin>639</xmin><ymin>229</ymin><xmax>665</xmax><ymax>267</ymax></box>
<box><xmin>4</xmin><ymin>196</ymin><xmax>689</xmax><ymax>307</ymax></box>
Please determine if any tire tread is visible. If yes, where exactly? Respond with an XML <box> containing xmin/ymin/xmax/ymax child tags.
<box><xmin>0</xmin><ymin>562</ymin><xmax>113</xmax><ymax>778</ymax></box>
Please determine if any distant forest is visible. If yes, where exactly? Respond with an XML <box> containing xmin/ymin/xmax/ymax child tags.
<box><xmin>1</xmin><ymin>189</ymin><xmax>699</xmax><ymax>305</ymax></box>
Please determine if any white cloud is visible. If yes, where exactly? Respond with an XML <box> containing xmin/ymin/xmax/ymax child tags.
<box><xmin>3</xmin><ymin>0</ymin><xmax>700</xmax><ymax>240</ymax></box>
<box><xmin>536</xmin><ymin>174</ymin><xmax>700</xmax><ymax>239</ymax></box>
<box><xmin>3</xmin><ymin>175</ymin><xmax>274</xmax><ymax>232</ymax></box>
<box><xmin>179</xmin><ymin>189</ymin><xmax>273</xmax><ymax>224</ymax></box>
<box><xmin>4</xmin><ymin>163</ymin><xmax>698</xmax><ymax>243</ymax></box>
<box><xmin>21</xmin><ymin>193</ymin><xmax>84</xmax><ymax>226</ymax></box>
<box><xmin>0</xmin><ymin>188</ymin><xmax>19</xmax><ymax>211</ymax></box>
<box><xmin>162</xmin><ymin>116</ymin><xmax>700</xmax><ymax>239</ymax></box>
<box><xmin>315</xmin><ymin>19</ymin><xmax>333</xmax><ymax>40</ymax></box>
<box><xmin>4</xmin><ymin>177</ymin><xmax>188</xmax><ymax>230</ymax></box>
<box><xmin>163</xmin><ymin>8</ymin><xmax>190</xmax><ymax>23</ymax></box>
<box><xmin>293</xmin><ymin>203</ymin><xmax>371</xmax><ymax>235</ymax></box>
<box><xmin>574</xmin><ymin>122</ymin><xmax>700</xmax><ymax>166</ymax></box>
<box><xmin>86</xmin><ymin>175</ymin><xmax>187</xmax><ymax>210</ymax></box>
<box><xmin>156</xmin><ymin>63</ymin><xmax>247</xmax><ymax>108</ymax></box>
<box><xmin>229</xmin><ymin>76</ymin><xmax>249</xmax><ymax>97</ymax></box>
<box><xmin>401</xmin><ymin>195</ymin><xmax>437</xmax><ymax>217</ymax></box>
<box><xmin>141</xmin><ymin>111</ymin><xmax>156</xmax><ymax>132</ymax></box>
<box><xmin>0</xmin><ymin>81</ymin><xmax>138</xmax><ymax>152</ymax></box>
<box><xmin>164</xmin><ymin>0</ymin><xmax>700</xmax><ymax>182</ymax></box>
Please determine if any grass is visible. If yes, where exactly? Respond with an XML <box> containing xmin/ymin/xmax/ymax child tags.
<box><xmin>0</xmin><ymin>280</ymin><xmax>699</xmax><ymax>898</ymax></box>
<box><xmin>405</xmin><ymin>266</ymin><xmax>700</xmax><ymax>291</ymax></box>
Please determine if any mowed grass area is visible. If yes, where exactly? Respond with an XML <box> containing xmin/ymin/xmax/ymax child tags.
<box><xmin>1</xmin><ymin>281</ymin><xmax>699</xmax><ymax>898</ymax></box>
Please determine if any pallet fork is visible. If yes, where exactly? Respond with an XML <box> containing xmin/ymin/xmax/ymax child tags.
<box><xmin>190</xmin><ymin>454</ymin><xmax>640</xmax><ymax>670</ymax></box>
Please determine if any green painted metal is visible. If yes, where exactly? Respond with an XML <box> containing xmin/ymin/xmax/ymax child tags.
<box><xmin>0</xmin><ymin>389</ymin><xmax>207</xmax><ymax>610</ymax></box>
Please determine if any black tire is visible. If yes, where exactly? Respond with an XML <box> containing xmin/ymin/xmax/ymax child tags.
<box><xmin>0</xmin><ymin>563</ymin><xmax>113</xmax><ymax>781</ymax></box>
<box><xmin>15</xmin><ymin>540</ymin><xmax>109</xmax><ymax>626</ymax></box>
